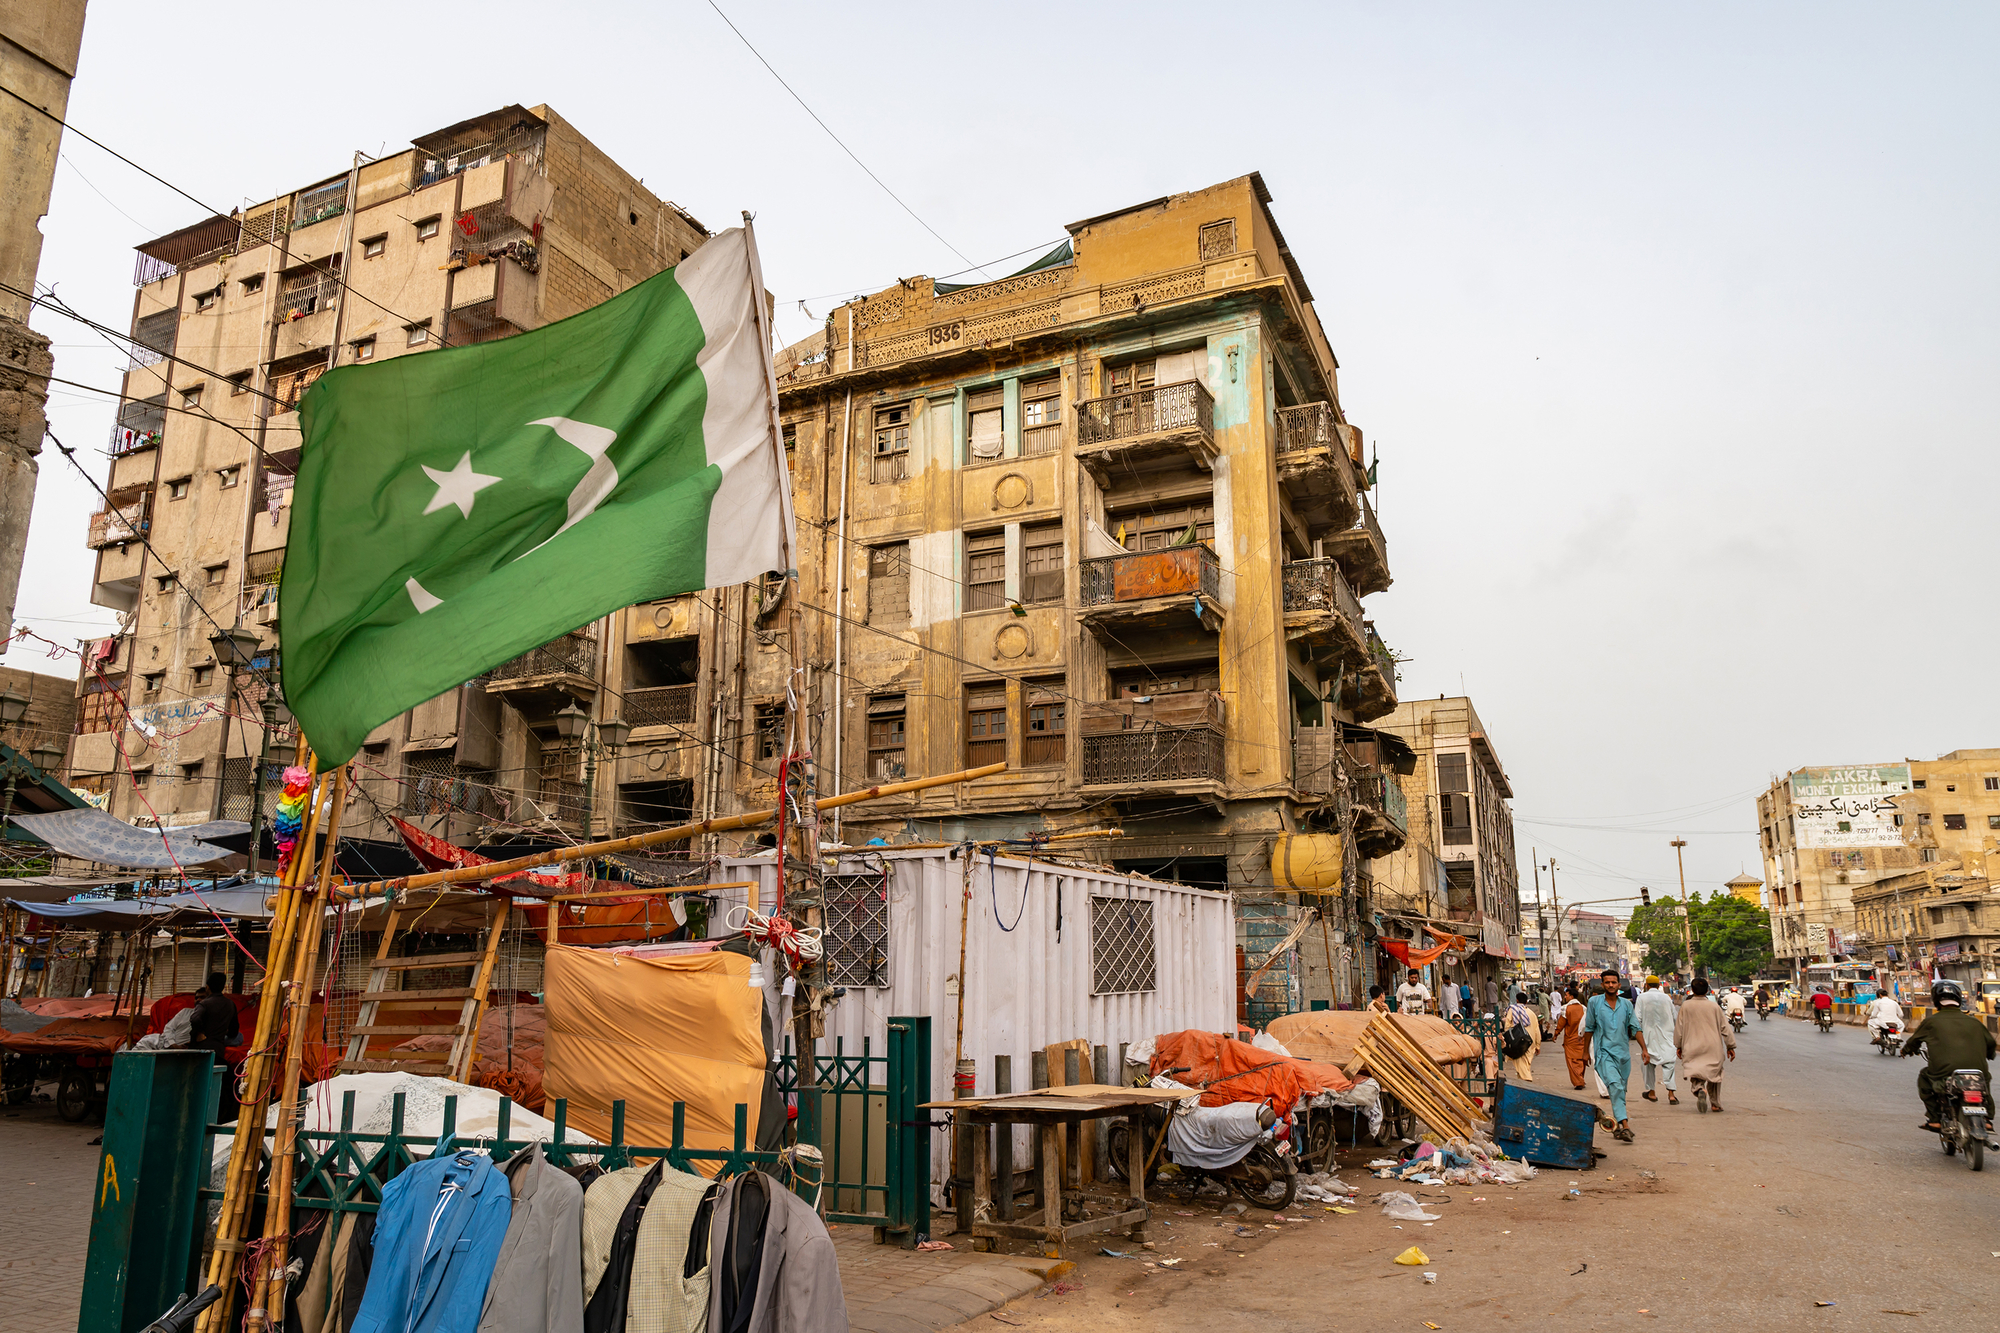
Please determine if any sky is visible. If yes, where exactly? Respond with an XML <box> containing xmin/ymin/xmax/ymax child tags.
<box><xmin>11</xmin><ymin>1</ymin><xmax>1997</xmax><ymax>913</ymax></box>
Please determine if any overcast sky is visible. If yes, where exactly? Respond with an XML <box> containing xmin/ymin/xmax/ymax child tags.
<box><xmin>13</xmin><ymin>1</ymin><xmax>1996</xmax><ymax>910</ymax></box>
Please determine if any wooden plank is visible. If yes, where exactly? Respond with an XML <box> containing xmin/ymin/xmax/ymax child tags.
<box><xmin>364</xmin><ymin>988</ymin><xmax>479</xmax><ymax>1003</ymax></box>
<box><xmin>368</xmin><ymin>952</ymin><xmax>487</xmax><ymax>970</ymax></box>
<box><xmin>337</xmin><ymin>1056</ymin><xmax>454</xmax><ymax>1073</ymax></box>
<box><xmin>348</xmin><ymin>1024</ymin><xmax>466</xmax><ymax>1037</ymax></box>
<box><xmin>454</xmin><ymin>899</ymin><xmax>510</xmax><ymax>1082</ymax></box>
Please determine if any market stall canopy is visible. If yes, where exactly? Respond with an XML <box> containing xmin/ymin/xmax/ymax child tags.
<box><xmin>8</xmin><ymin>883</ymin><xmax>274</xmax><ymax>931</ymax></box>
<box><xmin>7</xmin><ymin>809</ymin><xmax>247</xmax><ymax>868</ymax></box>
<box><xmin>0</xmin><ymin>874</ymin><xmax>140</xmax><ymax>903</ymax></box>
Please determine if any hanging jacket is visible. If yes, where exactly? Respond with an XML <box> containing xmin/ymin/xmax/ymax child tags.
<box><xmin>705</xmin><ymin>1171</ymin><xmax>847</xmax><ymax>1333</ymax></box>
<box><xmin>477</xmin><ymin>1144</ymin><xmax>585</xmax><ymax>1333</ymax></box>
<box><xmin>352</xmin><ymin>1146</ymin><xmax>512</xmax><ymax>1333</ymax></box>
<box><xmin>581</xmin><ymin>1159</ymin><xmax>717</xmax><ymax>1333</ymax></box>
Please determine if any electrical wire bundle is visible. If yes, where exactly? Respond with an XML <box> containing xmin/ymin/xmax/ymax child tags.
<box><xmin>726</xmin><ymin>904</ymin><xmax>823</xmax><ymax>969</ymax></box>
<box><xmin>272</xmin><ymin>766</ymin><xmax>311</xmax><ymax>875</ymax></box>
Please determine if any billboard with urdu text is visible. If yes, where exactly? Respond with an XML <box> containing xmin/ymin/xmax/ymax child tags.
<box><xmin>1789</xmin><ymin>764</ymin><xmax>1911</xmax><ymax>848</ymax></box>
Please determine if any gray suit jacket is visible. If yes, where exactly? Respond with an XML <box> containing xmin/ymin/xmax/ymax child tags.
<box><xmin>706</xmin><ymin>1172</ymin><xmax>848</xmax><ymax>1333</ymax></box>
<box><xmin>476</xmin><ymin>1144</ymin><xmax>586</xmax><ymax>1333</ymax></box>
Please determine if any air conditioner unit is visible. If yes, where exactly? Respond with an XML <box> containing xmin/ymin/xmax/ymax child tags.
<box><xmin>253</xmin><ymin>603</ymin><xmax>279</xmax><ymax>627</ymax></box>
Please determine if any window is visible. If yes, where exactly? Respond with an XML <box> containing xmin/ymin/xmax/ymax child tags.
<box><xmin>966</xmin><ymin>686</ymin><xmax>1007</xmax><ymax>767</ymax></box>
<box><xmin>1021</xmin><ymin>522</ymin><xmax>1063</xmax><ymax>604</ymax></box>
<box><xmin>967</xmin><ymin>385</ymin><xmax>1004</xmax><ymax>461</ymax></box>
<box><xmin>416</xmin><ymin>216</ymin><xmax>441</xmax><ymax>240</ymax></box>
<box><xmin>1441</xmin><ymin>792</ymin><xmax>1474</xmax><ymax>845</ymax></box>
<box><xmin>1893</xmin><ymin>814</ymin><xmax>1905</xmax><ymax>827</ymax></box>
<box><xmin>1922</xmin><ymin>848</ymin><xmax>1938</xmax><ymax>863</ymax></box>
<box><xmin>1106</xmin><ymin>359</ymin><xmax>1156</xmax><ymax>396</ymax></box>
<box><xmin>1988</xmin><ymin>815</ymin><xmax>2000</xmax><ymax>830</ymax></box>
<box><xmin>153</xmin><ymin>575</ymin><xmax>175</xmax><ymax>593</ymax></box>
<box><xmin>181</xmin><ymin>384</ymin><xmax>204</xmax><ymax>410</ymax></box>
<box><xmin>229</xmin><ymin>372</ymin><xmax>252</xmax><ymax>396</ymax></box>
<box><xmin>1444</xmin><ymin>864</ymin><xmax>1477</xmax><ymax>913</ymax></box>
<box><xmin>1912</xmin><ymin>779</ymin><xmax>1927</xmax><ymax>789</ymax></box>
<box><xmin>754</xmin><ymin>702</ymin><xmax>785</xmax><ymax>761</ymax></box>
<box><xmin>141</xmin><ymin>672</ymin><xmax>163</xmax><ymax>694</ymax></box>
<box><xmin>351</xmin><ymin>337</ymin><xmax>375</xmax><ymax>362</ymax></box>
<box><xmin>1021</xmin><ymin>376</ymin><xmax>1061</xmax><ymax>456</ymax></box>
<box><xmin>131</xmin><ymin>767</ymin><xmax>151</xmax><ymax>789</ymax></box>
<box><xmin>181</xmin><ymin>760</ymin><xmax>202</xmax><ymax>785</ymax></box>
<box><xmin>781</xmin><ymin>422</ymin><xmax>798</xmax><ymax>473</ymax></box>
<box><xmin>240</xmin><ymin>274</ymin><xmax>264</xmax><ymax>295</ymax></box>
<box><xmin>965</xmin><ymin>531</ymin><xmax>1006</xmax><ymax>610</ymax></box>
<box><xmin>1944</xmin><ymin>814</ymin><xmax>1966</xmax><ymax>830</ymax></box>
<box><xmin>167</xmin><ymin>477</ymin><xmax>191</xmax><ymax>500</ymax></box>
<box><xmin>1985</xmin><ymin>777</ymin><xmax>1999</xmax><ymax>791</ymax></box>
<box><xmin>205</xmin><ymin>563</ymin><xmax>228</xmax><ymax>585</ymax></box>
<box><xmin>406</xmin><ymin>321</ymin><xmax>431</xmax><ymax>347</ymax></box>
<box><xmin>217</xmin><ymin>466</ymin><xmax>240</xmax><ymax>489</ymax></box>
<box><xmin>362</xmin><ymin>235</ymin><xmax>387</xmax><ymax>259</ymax></box>
<box><xmin>1918</xmin><ymin>813</ymin><xmax>1931</xmax><ymax>827</ymax></box>
<box><xmin>821</xmin><ymin>872</ymin><xmax>890</xmax><ymax>987</ymax></box>
<box><xmin>871</xmin><ymin>402</ymin><xmax>910</xmax><ymax>482</ymax></box>
<box><xmin>1436</xmin><ymin>752</ymin><xmax>1469</xmax><ymax>793</ymax></box>
<box><xmin>867</xmin><ymin>543</ymin><xmax>908</xmax><ymax>624</ymax></box>
<box><xmin>1945</xmin><ymin>784</ymin><xmax>1956</xmax><ymax>793</ymax></box>
<box><xmin>1091</xmin><ymin>896</ymin><xmax>1157</xmax><ymax>994</ymax></box>
<box><xmin>193</xmin><ymin>287</ymin><xmax>220</xmax><ymax>312</ymax></box>
<box><xmin>190</xmin><ymin>665</ymin><xmax>213</xmax><ymax>688</ymax></box>
<box><xmin>1114</xmin><ymin>501</ymin><xmax>1213</xmax><ymax>551</ymax></box>
<box><xmin>866</xmin><ymin>695</ymin><xmax>905</xmax><ymax>780</ymax></box>
<box><xmin>1025</xmin><ymin>680</ymin><xmax>1065</xmax><ymax>767</ymax></box>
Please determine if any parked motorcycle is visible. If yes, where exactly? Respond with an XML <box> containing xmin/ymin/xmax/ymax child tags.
<box><xmin>1107</xmin><ymin>1076</ymin><xmax>1299</xmax><ymax>1210</ymax></box>
<box><xmin>1871</xmin><ymin>1022</ymin><xmax>1904</xmax><ymax>1057</ymax></box>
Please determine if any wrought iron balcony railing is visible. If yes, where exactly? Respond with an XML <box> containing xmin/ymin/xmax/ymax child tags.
<box><xmin>1275</xmin><ymin>401</ymin><xmax>1339</xmax><ymax>453</ymax></box>
<box><xmin>1353</xmin><ymin>769</ymin><xmax>1408</xmax><ymax>834</ymax></box>
<box><xmin>1079</xmin><ymin>545</ymin><xmax>1220</xmax><ymax>607</ymax></box>
<box><xmin>491</xmin><ymin>630</ymin><xmax>599</xmax><ymax>681</ymax></box>
<box><xmin>1282</xmin><ymin>558</ymin><xmax>1361</xmax><ymax>625</ymax></box>
<box><xmin>1075</xmin><ymin>379</ymin><xmax>1214</xmax><ymax>448</ymax></box>
<box><xmin>624</xmin><ymin>683</ymin><xmax>698</xmax><ymax>728</ymax></box>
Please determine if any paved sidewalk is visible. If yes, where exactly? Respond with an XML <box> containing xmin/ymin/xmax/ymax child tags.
<box><xmin>3</xmin><ymin>1097</ymin><xmax>102</xmax><ymax>1333</ymax></box>
<box><xmin>831</xmin><ymin>1223</ymin><xmax>1069</xmax><ymax>1333</ymax></box>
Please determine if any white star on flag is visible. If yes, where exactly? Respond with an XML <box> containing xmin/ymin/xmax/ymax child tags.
<box><xmin>421</xmin><ymin>451</ymin><xmax>502</xmax><ymax>520</ymax></box>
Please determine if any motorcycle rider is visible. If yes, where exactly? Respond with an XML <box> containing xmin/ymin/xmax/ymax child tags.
<box><xmin>1754</xmin><ymin>987</ymin><xmax>1772</xmax><ymax>1018</ymax></box>
<box><xmin>1864</xmin><ymin>992</ymin><xmax>1905</xmax><ymax>1047</ymax></box>
<box><xmin>1810</xmin><ymin>987</ymin><xmax>1835</xmax><ymax>1029</ymax></box>
<box><xmin>1720</xmin><ymin>988</ymin><xmax>1747</xmax><ymax>1023</ymax></box>
<box><xmin>1901</xmin><ymin>980</ymin><xmax>1997</xmax><ymax>1133</ymax></box>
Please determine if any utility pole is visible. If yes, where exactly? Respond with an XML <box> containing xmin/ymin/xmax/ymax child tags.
<box><xmin>1548</xmin><ymin>858</ymin><xmax>1565</xmax><ymax>983</ymax></box>
<box><xmin>1671</xmin><ymin>838</ymin><xmax>1698</xmax><ymax>981</ymax></box>
<box><xmin>1530</xmin><ymin>848</ymin><xmax>1547</xmax><ymax>987</ymax></box>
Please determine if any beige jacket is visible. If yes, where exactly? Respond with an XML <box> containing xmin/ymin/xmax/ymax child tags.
<box><xmin>477</xmin><ymin>1145</ymin><xmax>586</xmax><ymax>1333</ymax></box>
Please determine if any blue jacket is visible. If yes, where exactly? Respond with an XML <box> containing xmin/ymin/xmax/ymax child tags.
<box><xmin>353</xmin><ymin>1146</ymin><xmax>513</xmax><ymax>1333</ymax></box>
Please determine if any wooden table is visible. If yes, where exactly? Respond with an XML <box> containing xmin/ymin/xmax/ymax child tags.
<box><xmin>923</xmin><ymin>1084</ymin><xmax>1197</xmax><ymax>1257</ymax></box>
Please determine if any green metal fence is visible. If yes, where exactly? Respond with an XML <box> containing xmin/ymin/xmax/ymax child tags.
<box><xmin>776</xmin><ymin>1016</ymin><xmax>932</xmax><ymax>1243</ymax></box>
<box><xmin>1447</xmin><ymin>1012</ymin><xmax>1506</xmax><ymax>1102</ymax></box>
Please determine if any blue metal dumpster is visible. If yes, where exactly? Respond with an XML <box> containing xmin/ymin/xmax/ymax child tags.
<box><xmin>1492</xmin><ymin>1082</ymin><xmax>1598</xmax><ymax>1170</ymax></box>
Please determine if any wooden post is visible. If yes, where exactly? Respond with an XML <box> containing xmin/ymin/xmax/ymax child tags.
<box><xmin>1091</xmin><ymin>1046</ymin><xmax>1110</xmax><ymax>1183</ymax></box>
<box><xmin>1030</xmin><ymin>1049</ymin><xmax>1047</xmax><ymax>1200</ymax></box>
<box><xmin>247</xmin><ymin>766</ymin><xmax>349</xmax><ymax>1333</ymax></box>
<box><xmin>994</xmin><ymin>1055</ymin><xmax>1013</xmax><ymax>1221</ymax></box>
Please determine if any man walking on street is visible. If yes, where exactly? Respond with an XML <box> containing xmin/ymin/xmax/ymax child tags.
<box><xmin>1583</xmin><ymin>969</ymin><xmax>1648</xmax><ymax>1141</ymax></box>
<box><xmin>1552</xmin><ymin>985</ymin><xmax>1590</xmax><ymax>1089</ymax></box>
<box><xmin>1506</xmin><ymin>991</ymin><xmax>1542</xmax><ymax>1081</ymax></box>
<box><xmin>1396</xmin><ymin>969</ymin><xmax>1432</xmax><ymax>1015</ymax></box>
<box><xmin>1440</xmin><ymin>975</ymin><xmax>1461</xmax><ymax>1020</ymax></box>
<box><xmin>1636</xmin><ymin>975</ymin><xmax>1679</xmax><ymax>1105</ymax></box>
<box><xmin>1675</xmin><ymin>977</ymin><xmax>1735</xmax><ymax>1112</ymax></box>
<box><xmin>1486</xmin><ymin>976</ymin><xmax>1501</xmax><ymax>1014</ymax></box>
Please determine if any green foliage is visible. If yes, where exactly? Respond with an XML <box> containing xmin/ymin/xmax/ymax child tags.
<box><xmin>1622</xmin><ymin>892</ymin><xmax>1774</xmax><ymax>981</ymax></box>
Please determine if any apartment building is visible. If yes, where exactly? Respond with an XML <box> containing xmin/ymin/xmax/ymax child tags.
<box><xmin>66</xmin><ymin>104</ymin><xmax>708</xmax><ymax>849</ymax></box>
<box><xmin>1563</xmin><ymin>908</ymin><xmax>1626</xmax><ymax>976</ymax></box>
<box><xmin>766</xmin><ymin>174</ymin><xmax>1405</xmax><ymax>1015</ymax></box>
<box><xmin>1758</xmin><ymin>751</ymin><xmax>2000</xmax><ymax>974</ymax></box>
<box><xmin>1369</xmin><ymin>696</ymin><xmax>1522</xmax><ymax>999</ymax></box>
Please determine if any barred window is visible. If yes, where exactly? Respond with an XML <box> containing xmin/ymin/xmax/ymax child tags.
<box><xmin>1436</xmin><ymin>752</ymin><xmax>1469</xmax><ymax>793</ymax></box>
<box><xmin>867</xmin><ymin>695</ymin><xmax>905</xmax><ymax>780</ymax></box>
<box><xmin>823</xmin><ymin>872</ymin><xmax>890</xmax><ymax>987</ymax></box>
<box><xmin>755</xmin><ymin>702</ymin><xmax>785</xmax><ymax>761</ymax></box>
<box><xmin>1021</xmin><ymin>376</ymin><xmax>1061</xmax><ymax>456</ymax></box>
<box><xmin>966</xmin><ymin>530</ymin><xmax>1006</xmax><ymax>610</ymax></box>
<box><xmin>872</xmin><ymin>402</ymin><xmax>910</xmax><ymax>483</ymax></box>
<box><xmin>1021</xmin><ymin>522</ymin><xmax>1063</xmax><ymax>604</ymax></box>
<box><xmin>1091</xmin><ymin>896</ymin><xmax>1157</xmax><ymax>995</ymax></box>
<box><xmin>966</xmin><ymin>686</ymin><xmax>1006</xmax><ymax>769</ymax></box>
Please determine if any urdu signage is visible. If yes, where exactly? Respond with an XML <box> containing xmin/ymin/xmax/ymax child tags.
<box><xmin>1789</xmin><ymin>764</ymin><xmax>1911</xmax><ymax>849</ymax></box>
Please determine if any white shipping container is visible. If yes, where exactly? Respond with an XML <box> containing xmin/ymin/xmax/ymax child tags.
<box><xmin>717</xmin><ymin>848</ymin><xmax>1236</xmax><ymax>1193</ymax></box>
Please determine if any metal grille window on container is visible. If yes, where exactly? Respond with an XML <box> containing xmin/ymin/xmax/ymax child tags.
<box><xmin>822</xmin><ymin>872</ymin><xmax>890</xmax><ymax>987</ymax></box>
<box><xmin>1091</xmin><ymin>896</ymin><xmax>1158</xmax><ymax>995</ymax></box>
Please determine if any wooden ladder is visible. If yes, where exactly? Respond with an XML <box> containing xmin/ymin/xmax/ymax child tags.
<box><xmin>339</xmin><ymin>897</ymin><xmax>509</xmax><ymax>1081</ymax></box>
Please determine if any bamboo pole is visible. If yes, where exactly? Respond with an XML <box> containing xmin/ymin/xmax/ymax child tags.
<box><xmin>195</xmin><ymin>751</ymin><xmax>320</xmax><ymax>1333</ymax></box>
<box><xmin>246</xmin><ymin>767</ymin><xmax>349</xmax><ymax>1333</ymax></box>
<box><xmin>355</xmin><ymin>762</ymin><xmax>1010</xmax><ymax>899</ymax></box>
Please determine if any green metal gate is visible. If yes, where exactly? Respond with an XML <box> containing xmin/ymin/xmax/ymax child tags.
<box><xmin>778</xmin><ymin>1015</ymin><xmax>931</xmax><ymax>1243</ymax></box>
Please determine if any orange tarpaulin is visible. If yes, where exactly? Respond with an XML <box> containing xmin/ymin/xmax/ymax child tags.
<box><xmin>1150</xmin><ymin>1029</ymin><xmax>1354</xmax><ymax>1112</ymax></box>
<box><xmin>542</xmin><ymin>944</ymin><xmax>767</xmax><ymax>1173</ymax></box>
<box><xmin>1379</xmin><ymin>927</ymin><xmax>1468</xmax><ymax>970</ymax></box>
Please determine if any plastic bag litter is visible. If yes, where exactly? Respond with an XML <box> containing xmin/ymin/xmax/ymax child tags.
<box><xmin>1393</xmin><ymin>1246</ymin><xmax>1430</xmax><ymax>1265</ymax></box>
<box><xmin>1251</xmin><ymin>1030</ymin><xmax>1293</xmax><ymax>1057</ymax></box>
<box><xmin>1125</xmin><ymin>1035</ymin><xmax>1157</xmax><ymax>1066</ymax></box>
<box><xmin>1441</xmin><ymin>1133</ymin><xmax>1538</xmax><ymax>1183</ymax></box>
<box><xmin>1294</xmin><ymin>1172</ymin><xmax>1358</xmax><ymax>1203</ymax></box>
<box><xmin>1380</xmin><ymin>1191</ymin><xmax>1441</xmax><ymax>1222</ymax></box>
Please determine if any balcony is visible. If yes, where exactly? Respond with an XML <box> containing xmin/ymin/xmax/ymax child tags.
<box><xmin>1274</xmin><ymin>402</ymin><xmax>1361</xmax><ymax>535</ymax></box>
<box><xmin>1281</xmin><ymin>558</ymin><xmax>1368</xmax><ymax>670</ymax></box>
<box><xmin>1352</xmin><ymin>769</ymin><xmax>1409</xmax><ymax>858</ymax></box>
<box><xmin>1077</xmin><ymin>545</ymin><xmax>1223</xmax><ymax>637</ymax></box>
<box><xmin>1080</xmin><ymin>693</ymin><xmax>1226</xmax><ymax>791</ymax></box>
<box><xmin>87</xmin><ymin>484</ymin><xmax>151</xmax><ymax>550</ymax></box>
<box><xmin>625</xmin><ymin>683</ymin><xmax>697</xmax><ymax>730</ymax></box>
<box><xmin>1326</xmin><ymin>491</ymin><xmax>1391</xmax><ymax>596</ymax></box>
<box><xmin>1074</xmin><ymin>380</ymin><xmax>1216</xmax><ymax>483</ymax></box>
<box><xmin>485</xmin><ymin>630</ymin><xmax>600</xmax><ymax>708</ymax></box>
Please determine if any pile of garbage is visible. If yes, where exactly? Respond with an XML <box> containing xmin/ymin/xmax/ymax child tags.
<box><xmin>1294</xmin><ymin>1171</ymin><xmax>1361</xmax><ymax>1204</ymax></box>
<box><xmin>1366</xmin><ymin>1134</ymin><xmax>1537</xmax><ymax>1187</ymax></box>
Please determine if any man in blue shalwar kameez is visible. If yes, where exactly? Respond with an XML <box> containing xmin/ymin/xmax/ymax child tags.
<box><xmin>1582</xmin><ymin>968</ymin><xmax>1649</xmax><ymax>1142</ymax></box>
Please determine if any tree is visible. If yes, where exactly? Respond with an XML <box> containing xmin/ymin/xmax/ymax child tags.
<box><xmin>1624</xmin><ymin>900</ymin><xmax>1691</xmax><ymax>975</ymax></box>
<box><xmin>1692</xmin><ymin>894</ymin><xmax>1775</xmax><ymax>982</ymax></box>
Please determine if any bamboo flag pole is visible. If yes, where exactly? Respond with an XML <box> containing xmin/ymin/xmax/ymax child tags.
<box><xmin>353</xmin><ymin>762</ymin><xmax>1010</xmax><ymax>900</ymax></box>
<box><xmin>196</xmin><ymin>752</ymin><xmax>321</xmax><ymax>1333</ymax></box>
<box><xmin>246</xmin><ymin>766</ymin><xmax>348</xmax><ymax>1333</ymax></box>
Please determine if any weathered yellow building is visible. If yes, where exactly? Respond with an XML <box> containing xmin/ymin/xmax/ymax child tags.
<box><xmin>764</xmin><ymin>174</ymin><xmax>1405</xmax><ymax>1014</ymax></box>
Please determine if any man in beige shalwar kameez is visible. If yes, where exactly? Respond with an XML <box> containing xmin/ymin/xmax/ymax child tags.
<box><xmin>1674</xmin><ymin>976</ymin><xmax>1736</xmax><ymax>1112</ymax></box>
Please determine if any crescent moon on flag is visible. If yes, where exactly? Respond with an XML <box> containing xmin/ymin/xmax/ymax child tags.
<box><xmin>521</xmin><ymin>416</ymin><xmax>620</xmax><ymax>557</ymax></box>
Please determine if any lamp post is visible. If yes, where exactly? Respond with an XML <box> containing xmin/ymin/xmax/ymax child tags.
<box><xmin>550</xmin><ymin>701</ymin><xmax>630</xmax><ymax>837</ymax></box>
<box><xmin>210</xmin><ymin>623</ymin><xmax>274</xmax><ymax>880</ymax></box>
<box><xmin>1671</xmin><ymin>837</ymin><xmax>1698</xmax><ymax>981</ymax></box>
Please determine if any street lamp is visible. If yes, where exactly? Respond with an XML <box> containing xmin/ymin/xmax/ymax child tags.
<box><xmin>210</xmin><ymin>622</ymin><xmax>277</xmax><ymax>879</ymax></box>
<box><xmin>0</xmin><ymin>686</ymin><xmax>27</xmax><ymax>728</ymax></box>
<box><xmin>551</xmin><ymin>702</ymin><xmax>629</xmax><ymax>835</ymax></box>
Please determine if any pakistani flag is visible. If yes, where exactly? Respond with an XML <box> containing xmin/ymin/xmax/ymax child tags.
<box><xmin>282</xmin><ymin>227</ymin><xmax>793</xmax><ymax>764</ymax></box>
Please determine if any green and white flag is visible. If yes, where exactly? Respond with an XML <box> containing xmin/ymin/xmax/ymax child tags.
<box><xmin>281</xmin><ymin>227</ymin><xmax>793</xmax><ymax>764</ymax></box>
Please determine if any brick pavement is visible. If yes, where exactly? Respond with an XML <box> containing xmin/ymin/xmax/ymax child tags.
<box><xmin>3</xmin><ymin>1096</ymin><xmax>102</xmax><ymax>1333</ymax></box>
<box><xmin>830</xmin><ymin>1222</ymin><xmax>1068</xmax><ymax>1333</ymax></box>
